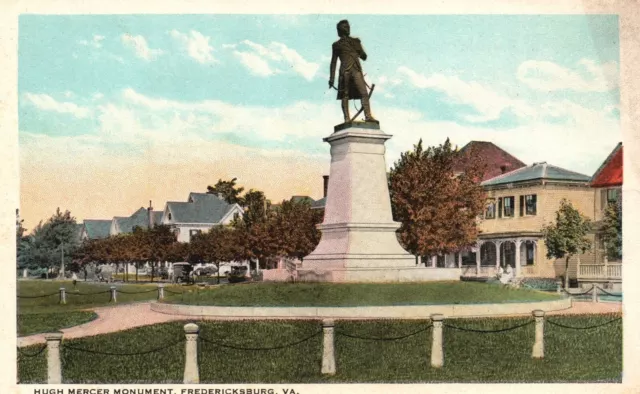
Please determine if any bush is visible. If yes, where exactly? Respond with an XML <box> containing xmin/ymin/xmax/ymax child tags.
<box><xmin>521</xmin><ymin>277</ymin><xmax>558</xmax><ymax>291</ymax></box>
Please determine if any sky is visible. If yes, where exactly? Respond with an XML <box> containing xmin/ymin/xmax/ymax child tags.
<box><xmin>18</xmin><ymin>14</ymin><xmax>621</xmax><ymax>230</ymax></box>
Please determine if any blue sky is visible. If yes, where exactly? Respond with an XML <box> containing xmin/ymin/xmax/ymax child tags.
<box><xmin>18</xmin><ymin>14</ymin><xmax>621</xmax><ymax>227</ymax></box>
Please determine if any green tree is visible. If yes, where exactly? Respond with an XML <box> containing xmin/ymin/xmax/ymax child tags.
<box><xmin>388</xmin><ymin>138</ymin><xmax>487</xmax><ymax>259</ymax></box>
<box><xmin>600</xmin><ymin>203</ymin><xmax>622</xmax><ymax>261</ymax></box>
<box><xmin>17</xmin><ymin>208</ymin><xmax>80</xmax><ymax>277</ymax></box>
<box><xmin>542</xmin><ymin>199</ymin><xmax>592</xmax><ymax>289</ymax></box>
<box><xmin>242</xmin><ymin>189</ymin><xmax>270</xmax><ymax>227</ymax></box>
<box><xmin>271</xmin><ymin>198</ymin><xmax>323</xmax><ymax>262</ymax></box>
<box><xmin>207</xmin><ymin>178</ymin><xmax>245</xmax><ymax>205</ymax></box>
<box><xmin>16</xmin><ymin>209</ymin><xmax>26</xmax><ymax>250</ymax></box>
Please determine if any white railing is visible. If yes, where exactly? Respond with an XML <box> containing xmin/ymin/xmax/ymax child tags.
<box><xmin>607</xmin><ymin>263</ymin><xmax>622</xmax><ymax>279</ymax></box>
<box><xmin>578</xmin><ymin>263</ymin><xmax>622</xmax><ymax>280</ymax></box>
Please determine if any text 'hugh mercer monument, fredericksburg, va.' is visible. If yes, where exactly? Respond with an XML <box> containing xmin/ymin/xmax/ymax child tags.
<box><xmin>298</xmin><ymin>20</ymin><xmax>462</xmax><ymax>282</ymax></box>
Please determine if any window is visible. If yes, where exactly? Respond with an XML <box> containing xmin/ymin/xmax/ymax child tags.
<box><xmin>607</xmin><ymin>189</ymin><xmax>619</xmax><ymax>205</ymax></box>
<box><xmin>525</xmin><ymin>194</ymin><xmax>537</xmax><ymax>215</ymax></box>
<box><xmin>525</xmin><ymin>242</ymin><xmax>535</xmax><ymax>265</ymax></box>
<box><xmin>168</xmin><ymin>213</ymin><xmax>172</xmax><ymax>220</ymax></box>
<box><xmin>503</xmin><ymin>196</ymin><xmax>514</xmax><ymax>217</ymax></box>
<box><xmin>485</xmin><ymin>202</ymin><xmax>496</xmax><ymax>219</ymax></box>
<box><xmin>233</xmin><ymin>212</ymin><xmax>240</xmax><ymax>221</ymax></box>
<box><xmin>189</xmin><ymin>229</ymin><xmax>202</xmax><ymax>238</ymax></box>
<box><xmin>436</xmin><ymin>255</ymin><xmax>446</xmax><ymax>268</ymax></box>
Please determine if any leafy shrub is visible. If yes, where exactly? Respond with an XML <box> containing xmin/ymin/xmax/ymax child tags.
<box><xmin>521</xmin><ymin>277</ymin><xmax>558</xmax><ymax>291</ymax></box>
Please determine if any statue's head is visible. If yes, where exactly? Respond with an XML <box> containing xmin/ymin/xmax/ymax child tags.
<box><xmin>337</xmin><ymin>20</ymin><xmax>350</xmax><ymax>37</ymax></box>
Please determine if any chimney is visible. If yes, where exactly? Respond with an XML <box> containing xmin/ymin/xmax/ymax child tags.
<box><xmin>500</xmin><ymin>163</ymin><xmax>511</xmax><ymax>174</ymax></box>
<box><xmin>322</xmin><ymin>175</ymin><xmax>329</xmax><ymax>198</ymax></box>
<box><xmin>147</xmin><ymin>200</ymin><xmax>153</xmax><ymax>229</ymax></box>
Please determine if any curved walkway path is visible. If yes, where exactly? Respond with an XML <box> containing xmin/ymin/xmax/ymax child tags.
<box><xmin>17</xmin><ymin>300</ymin><xmax>621</xmax><ymax>348</ymax></box>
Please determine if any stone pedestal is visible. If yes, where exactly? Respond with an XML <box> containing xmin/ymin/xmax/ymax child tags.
<box><xmin>301</xmin><ymin>122</ymin><xmax>420</xmax><ymax>282</ymax></box>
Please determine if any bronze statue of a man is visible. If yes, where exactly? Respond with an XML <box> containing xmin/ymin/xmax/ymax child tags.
<box><xmin>329</xmin><ymin>20</ymin><xmax>377</xmax><ymax>123</ymax></box>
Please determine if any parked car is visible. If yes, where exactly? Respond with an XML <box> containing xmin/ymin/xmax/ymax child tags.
<box><xmin>227</xmin><ymin>266</ymin><xmax>248</xmax><ymax>283</ymax></box>
<box><xmin>173</xmin><ymin>263</ymin><xmax>193</xmax><ymax>284</ymax></box>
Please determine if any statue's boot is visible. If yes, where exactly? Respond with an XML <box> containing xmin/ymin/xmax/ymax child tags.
<box><xmin>361</xmin><ymin>96</ymin><xmax>377</xmax><ymax>122</ymax></box>
<box><xmin>341</xmin><ymin>99</ymin><xmax>351</xmax><ymax>123</ymax></box>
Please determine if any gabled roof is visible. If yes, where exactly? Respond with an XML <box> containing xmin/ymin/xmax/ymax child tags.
<box><xmin>453</xmin><ymin>141</ymin><xmax>527</xmax><ymax>181</ymax></box>
<box><xmin>481</xmin><ymin>162</ymin><xmax>591</xmax><ymax>187</ymax></box>
<box><xmin>113</xmin><ymin>207</ymin><xmax>150</xmax><ymax>233</ymax></box>
<box><xmin>591</xmin><ymin>143</ymin><xmax>623</xmax><ymax>188</ymax></box>
<box><xmin>82</xmin><ymin>219</ymin><xmax>112</xmax><ymax>239</ymax></box>
<box><xmin>151</xmin><ymin>211</ymin><xmax>163</xmax><ymax>226</ymax></box>
<box><xmin>166</xmin><ymin>193</ymin><xmax>237</xmax><ymax>224</ymax></box>
<box><xmin>311</xmin><ymin>197</ymin><xmax>326</xmax><ymax>210</ymax></box>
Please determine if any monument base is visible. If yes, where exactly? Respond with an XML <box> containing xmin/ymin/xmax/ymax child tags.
<box><xmin>296</xmin><ymin>266</ymin><xmax>462</xmax><ymax>283</ymax></box>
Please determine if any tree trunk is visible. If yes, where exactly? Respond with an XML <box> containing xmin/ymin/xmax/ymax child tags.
<box><xmin>150</xmin><ymin>262</ymin><xmax>155</xmax><ymax>283</ymax></box>
<box><xmin>135</xmin><ymin>262</ymin><xmax>139</xmax><ymax>282</ymax></box>
<box><xmin>564</xmin><ymin>255</ymin><xmax>571</xmax><ymax>289</ymax></box>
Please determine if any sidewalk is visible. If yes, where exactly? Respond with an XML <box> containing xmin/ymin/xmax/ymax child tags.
<box><xmin>17</xmin><ymin>300</ymin><xmax>622</xmax><ymax>347</ymax></box>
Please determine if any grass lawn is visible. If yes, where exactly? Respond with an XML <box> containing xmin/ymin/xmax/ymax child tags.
<box><xmin>17</xmin><ymin>280</ymin><xmax>179</xmax><ymax>314</ymax></box>
<box><xmin>18</xmin><ymin>311</ymin><xmax>98</xmax><ymax>337</ymax></box>
<box><xmin>17</xmin><ymin>314</ymin><xmax>621</xmax><ymax>383</ymax></box>
<box><xmin>162</xmin><ymin>281</ymin><xmax>562</xmax><ymax>307</ymax></box>
<box><xmin>17</xmin><ymin>280</ymin><xmax>182</xmax><ymax>336</ymax></box>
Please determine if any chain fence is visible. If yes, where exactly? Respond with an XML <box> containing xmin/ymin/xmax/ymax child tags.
<box><xmin>594</xmin><ymin>286</ymin><xmax>622</xmax><ymax>297</ymax></box>
<box><xmin>199</xmin><ymin>330</ymin><xmax>322</xmax><ymax>351</ymax></box>
<box><xmin>17</xmin><ymin>292</ymin><xmax>59</xmax><ymax>299</ymax></box>
<box><xmin>336</xmin><ymin>325</ymin><xmax>432</xmax><ymax>341</ymax></box>
<box><xmin>62</xmin><ymin>337</ymin><xmax>185</xmax><ymax>356</ymax></box>
<box><xmin>546</xmin><ymin>316</ymin><xmax>622</xmax><ymax>330</ymax></box>
<box><xmin>24</xmin><ymin>311</ymin><xmax>623</xmax><ymax>384</ymax></box>
<box><xmin>444</xmin><ymin>319</ymin><xmax>534</xmax><ymax>333</ymax></box>
<box><xmin>17</xmin><ymin>344</ymin><xmax>47</xmax><ymax>357</ymax></box>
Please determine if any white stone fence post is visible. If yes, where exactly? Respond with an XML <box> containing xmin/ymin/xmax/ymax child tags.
<box><xmin>44</xmin><ymin>332</ymin><xmax>64</xmax><ymax>384</ymax></box>
<box><xmin>592</xmin><ymin>285</ymin><xmax>598</xmax><ymax>303</ymax></box>
<box><xmin>321</xmin><ymin>319</ymin><xmax>336</xmax><ymax>375</ymax></box>
<box><xmin>532</xmin><ymin>310</ymin><xmax>545</xmax><ymax>359</ymax></box>
<box><xmin>59</xmin><ymin>287</ymin><xmax>66</xmax><ymax>304</ymax></box>
<box><xmin>430</xmin><ymin>314</ymin><xmax>444</xmax><ymax>368</ymax></box>
<box><xmin>183</xmin><ymin>323</ymin><xmax>200</xmax><ymax>384</ymax></box>
<box><xmin>110</xmin><ymin>286</ymin><xmax>117</xmax><ymax>303</ymax></box>
<box><xmin>157</xmin><ymin>283</ymin><xmax>165</xmax><ymax>300</ymax></box>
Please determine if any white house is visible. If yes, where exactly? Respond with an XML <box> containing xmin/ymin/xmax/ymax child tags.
<box><xmin>161</xmin><ymin>192</ymin><xmax>244</xmax><ymax>243</ymax></box>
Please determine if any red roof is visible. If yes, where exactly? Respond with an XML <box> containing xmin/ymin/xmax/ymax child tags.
<box><xmin>453</xmin><ymin>141</ymin><xmax>527</xmax><ymax>181</ymax></box>
<box><xmin>591</xmin><ymin>143</ymin><xmax>623</xmax><ymax>188</ymax></box>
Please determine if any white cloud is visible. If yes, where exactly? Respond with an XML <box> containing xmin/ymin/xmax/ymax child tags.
<box><xmin>517</xmin><ymin>59</ymin><xmax>619</xmax><ymax>92</ymax></box>
<box><xmin>120</xmin><ymin>88</ymin><xmax>333</xmax><ymax>141</ymax></box>
<box><xmin>227</xmin><ymin>40</ymin><xmax>319</xmax><ymax>81</ymax></box>
<box><xmin>169</xmin><ymin>29</ymin><xmax>216</xmax><ymax>64</ymax></box>
<box><xmin>92</xmin><ymin>92</ymin><xmax>104</xmax><ymax>101</ymax></box>
<box><xmin>398</xmin><ymin>66</ymin><xmax>535</xmax><ymax>123</ymax></box>
<box><xmin>78</xmin><ymin>35</ymin><xmax>105</xmax><ymax>49</ymax></box>
<box><xmin>22</xmin><ymin>92</ymin><xmax>90</xmax><ymax>119</ymax></box>
<box><xmin>121</xmin><ymin>34</ymin><xmax>164</xmax><ymax>61</ymax></box>
<box><xmin>233</xmin><ymin>50</ymin><xmax>278</xmax><ymax>77</ymax></box>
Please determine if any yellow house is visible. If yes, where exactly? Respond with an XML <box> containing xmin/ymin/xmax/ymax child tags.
<box><xmin>468</xmin><ymin>161</ymin><xmax>596</xmax><ymax>280</ymax></box>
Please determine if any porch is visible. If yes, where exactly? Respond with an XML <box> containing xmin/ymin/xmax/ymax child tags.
<box><xmin>459</xmin><ymin>235</ymin><xmax>542</xmax><ymax>279</ymax></box>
